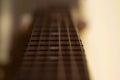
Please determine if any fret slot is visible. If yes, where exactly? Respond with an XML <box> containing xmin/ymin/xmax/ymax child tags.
<box><xmin>30</xmin><ymin>40</ymin><xmax>39</xmax><ymax>42</ymax></box>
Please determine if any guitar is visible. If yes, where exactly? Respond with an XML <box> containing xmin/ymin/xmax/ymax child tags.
<box><xmin>4</xmin><ymin>6</ymin><xmax>90</xmax><ymax>80</ymax></box>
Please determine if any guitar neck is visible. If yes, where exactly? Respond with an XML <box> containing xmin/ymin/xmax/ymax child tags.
<box><xmin>5</xmin><ymin>7</ymin><xmax>90</xmax><ymax>80</ymax></box>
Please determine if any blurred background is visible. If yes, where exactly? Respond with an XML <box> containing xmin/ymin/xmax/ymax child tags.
<box><xmin>1</xmin><ymin>0</ymin><xmax>120</xmax><ymax>80</ymax></box>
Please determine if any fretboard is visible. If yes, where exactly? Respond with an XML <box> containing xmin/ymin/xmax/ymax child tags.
<box><xmin>8</xmin><ymin>8</ymin><xmax>90</xmax><ymax>80</ymax></box>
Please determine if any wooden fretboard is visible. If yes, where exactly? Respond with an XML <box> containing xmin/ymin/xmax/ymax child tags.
<box><xmin>6</xmin><ymin>7</ymin><xmax>90</xmax><ymax>80</ymax></box>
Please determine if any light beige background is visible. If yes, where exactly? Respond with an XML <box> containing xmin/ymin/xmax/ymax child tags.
<box><xmin>79</xmin><ymin>0</ymin><xmax>120</xmax><ymax>80</ymax></box>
